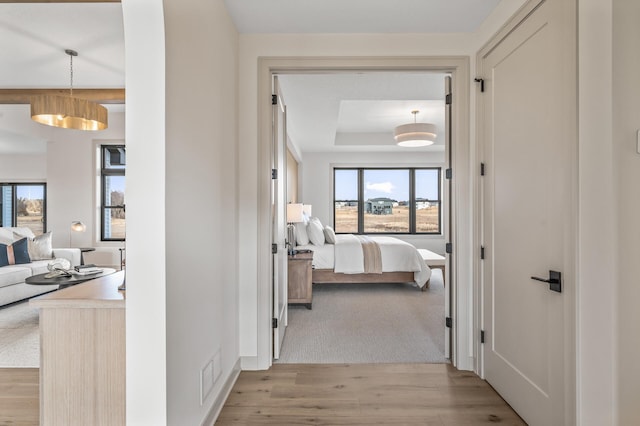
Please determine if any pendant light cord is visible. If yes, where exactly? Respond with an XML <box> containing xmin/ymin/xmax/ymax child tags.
<box><xmin>69</xmin><ymin>52</ymin><xmax>73</xmax><ymax>97</ymax></box>
<box><xmin>65</xmin><ymin>49</ymin><xmax>78</xmax><ymax>98</ymax></box>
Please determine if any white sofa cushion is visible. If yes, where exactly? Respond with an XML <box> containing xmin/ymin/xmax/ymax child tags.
<box><xmin>0</xmin><ymin>266</ymin><xmax>32</xmax><ymax>289</ymax></box>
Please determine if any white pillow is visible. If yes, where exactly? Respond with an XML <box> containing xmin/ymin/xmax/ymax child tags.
<box><xmin>294</xmin><ymin>222</ymin><xmax>310</xmax><ymax>245</ymax></box>
<box><xmin>27</xmin><ymin>231</ymin><xmax>54</xmax><ymax>260</ymax></box>
<box><xmin>323</xmin><ymin>226</ymin><xmax>336</xmax><ymax>244</ymax></box>
<box><xmin>0</xmin><ymin>228</ymin><xmax>14</xmax><ymax>245</ymax></box>
<box><xmin>307</xmin><ymin>217</ymin><xmax>325</xmax><ymax>246</ymax></box>
<box><xmin>10</xmin><ymin>227</ymin><xmax>36</xmax><ymax>239</ymax></box>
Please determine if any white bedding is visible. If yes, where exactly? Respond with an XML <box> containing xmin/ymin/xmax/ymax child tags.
<box><xmin>297</xmin><ymin>234</ymin><xmax>431</xmax><ymax>288</ymax></box>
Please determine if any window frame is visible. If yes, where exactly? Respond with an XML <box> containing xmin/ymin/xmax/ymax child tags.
<box><xmin>100</xmin><ymin>145</ymin><xmax>126</xmax><ymax>242</ymax></box>
<box><xmin>0</xmin><ymin>182</ymin><xmax>47</xmax><ymax>234</ymax></box>
<box><xmin>333</xmin><ymin>167</ymin><xmax>441</xmax><ymax>235</ymax></box>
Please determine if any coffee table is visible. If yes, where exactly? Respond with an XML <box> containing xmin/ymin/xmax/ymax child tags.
<box><xmin>26</xmin><ymin>268</ymin><xmax>116</xmax><ymax>289</ymax></box>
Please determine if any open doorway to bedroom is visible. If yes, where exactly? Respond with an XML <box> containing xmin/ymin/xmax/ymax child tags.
<box><xmin>274</xmin><ymin>71</ymin><xmax>451</xmax><ymax>364</ymax></box>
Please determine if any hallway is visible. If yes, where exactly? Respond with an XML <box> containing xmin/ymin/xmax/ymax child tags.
<box><xmin>216</xmin><ymin>363</ymin><xmax>525</xmax><ymax>425</ymax></box>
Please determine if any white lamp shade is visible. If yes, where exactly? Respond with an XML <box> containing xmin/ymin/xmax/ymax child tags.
<box><xmin>70</xmin><ymin>221</ymin><xmax>86</xmax><ymax>232</ymax></box>
<box><xmin>286</xmin><ymin>203</ymin><xmax>304</xmax><ymax>223</ymax></box>
<box><xmin>302</xmin><ymin>204</ymin><xmax>312</xmax><ymax>216</ymax></box>
<box><xmin>394</xmin><ymin>122</ymin><xmax>437</xmax><ymax>147</ymax></box>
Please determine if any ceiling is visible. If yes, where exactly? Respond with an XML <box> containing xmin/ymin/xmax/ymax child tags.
<box><xmin>278</xmin><ymin>73</ymin><xmax>448</xmax><ymax>153</ymax></box>
<box><xmin>223</xmin><ymin>0</ymin><xmax>502</xmax><ymax>34</ymax></box>
<box><xmin>0</xmin><ymin>1</ymin><xmax>502</xmax><ymax>155</ymax></box>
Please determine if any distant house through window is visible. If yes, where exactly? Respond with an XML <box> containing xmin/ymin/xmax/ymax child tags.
<box><xmin>101</xmin><ymin>145</ymin><xmax>126</xmax><ymax>241</ymax></box>
<box><xmin>334</xmin><ymin>167</ymin><xmax>441</xmax><ymax>234</ymax></box>
<box><xmin>0</xmin><ymin>183</ymin><xmax>47</xmax><ymax>235</ymax></box>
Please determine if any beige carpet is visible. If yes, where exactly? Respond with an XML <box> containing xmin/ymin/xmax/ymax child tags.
<box><xmin>0</xmin><ymin>301</ymin><xmax>39</xmax><ymax>368</ymax></box>
<box><xmin>277</xmin><ymin>269</ymin><xmax>447</xmax><ymax>364</ymax></box>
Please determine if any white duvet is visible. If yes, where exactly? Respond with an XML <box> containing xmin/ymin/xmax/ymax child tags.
<box><xmin>297</xmin><ymin>234</ymin><xmax>431</xmax><ymax>288</ymax></box>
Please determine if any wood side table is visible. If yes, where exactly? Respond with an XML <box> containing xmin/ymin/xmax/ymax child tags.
<box><xmin>288</xmin><ymin>251</ymin><xmax>313</xmax><ymax>309</ymax></box>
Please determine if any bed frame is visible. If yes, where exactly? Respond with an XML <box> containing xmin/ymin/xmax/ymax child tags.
<box><xmin>312</xmin><ymin>269</ymin><xmax>428</xmax><ymax>290</ymax></box>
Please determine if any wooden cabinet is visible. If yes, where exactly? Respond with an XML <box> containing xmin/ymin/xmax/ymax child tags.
<box><xmin>288</xmin><ymin>251</ymin><xmax>313</xmax><ymax>309</ymax></box>
<box><xmin>31</xmin><ymin>272</ymin><xmax>125</xmax><ymax>426</ymax></box>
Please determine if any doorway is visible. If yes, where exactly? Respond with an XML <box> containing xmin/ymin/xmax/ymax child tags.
<box><xmin>274</xmin><ymin>71</ymin><xmax>449</xmax><ymax>364</ymax></box>
<box><xmin>255</xmin><ymin>57</ymin><xmax>472</xmax><ymax>371</ymax></box>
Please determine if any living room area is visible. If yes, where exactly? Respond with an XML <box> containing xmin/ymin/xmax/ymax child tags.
<box><xmin>0</xmin><ymin>2</ymin><xmax>125</xmax><ymax>371</ymax></box>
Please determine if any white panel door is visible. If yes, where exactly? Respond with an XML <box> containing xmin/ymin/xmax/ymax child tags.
<box><xmin>272</xmin><ymin>76</ymin><xmax>288</xmax><ymax>359</ymax></box>
<box><xmin>480</xmin><ymin>1</ymin><xmax>575</xmax><ymax>424</ymax></box>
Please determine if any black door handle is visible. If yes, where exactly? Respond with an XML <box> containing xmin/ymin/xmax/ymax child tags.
<box><xmin>531</xmin><ymin>270</ymin><xmax>562</xmax><ymax>293</ymax></box>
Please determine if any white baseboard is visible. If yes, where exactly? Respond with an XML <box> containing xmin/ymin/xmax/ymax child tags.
<box><xmin>200</xmin><ymin>357</ymin><xmax>241</xmax><ymax>426</ymax></box>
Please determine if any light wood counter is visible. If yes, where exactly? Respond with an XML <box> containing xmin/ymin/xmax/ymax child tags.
<box><xmin>31</xmin><ymin>271</ymin><xmax>126</xmax><ymax>426</ymax></box>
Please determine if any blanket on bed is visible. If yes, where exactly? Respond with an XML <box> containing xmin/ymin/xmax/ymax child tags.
<box><xmin>356</xmin><ymin>235</ymin><xmax>382</xmax><ymax>274</ymax></box>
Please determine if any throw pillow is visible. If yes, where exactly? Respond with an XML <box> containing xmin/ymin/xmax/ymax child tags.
<box><xmin>0</xmin><ymin>228</ymin><xmax>14</xmax><ymax>245</ymax></box>
<box><xmin>27</xmin><ymin>231</ymin><xmax>54</xmax><ymax>260</ymax></box>
<box><xmin>323</xmin><ymin>226</ymin><xmax>336</xmax><ymax>244</ymax></box>
<box><xmin>307</xmin><ymin>217</ymin><xmax>325</xmax><ymax>246</ymax></box>
<box><xmin>0</xmin><ymin>238</ymin><xmax>31</xmax><ymax>267</ymax></box>
<box><xmin>294</xmin><ymin>222</ymin><xmax>310</xmax><ymax>245</ymax></box>
<box><xmin>10</xmin><ymin>227</ymin><xmax>36</xmax><ymax>240</ymax></box>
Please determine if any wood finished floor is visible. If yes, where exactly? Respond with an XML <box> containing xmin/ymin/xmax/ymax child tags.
<box><xmin>0</xmin><ymin>368</ymin><xmax>39</xmax><ymax>426</ymax></box>
<box><xmin>216</xmin><ymin>363</ymin><xmax>526</xmax><ymax>425</ymax></box>
<box><xmin>0</xmin><ymin>364</ymin><xmax>526</xmax><ymax>425</ymax></box>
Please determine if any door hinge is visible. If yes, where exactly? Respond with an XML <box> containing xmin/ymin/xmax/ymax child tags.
<box><xmin>271</xmin><ymin>169</ymin><xmax>278</xmax><ymax>179</ymax></box>
<box><xmin>480</xmin><ymin>162</ymin><xmax>485</xmax><ymax>176</ymax></box>
<box><xmin>445</xmin><ymin>243</ymin><xmax>452</xmax><ymax>254</ymax></box>
<box><xmin>480</xmin><ymin>246</ymin><xmax>485</xmax><ymax>260</ymax></box>
<box><xmin>445</xmin><ymin>93</ymin><xmax>452</xmax><ymax>105</ymax></box>
<box><xmin>272</xmin><ymin>243</ymin><xmax>277</xmax><ymax>254</ymax></box>
<box><xmin>474</xmin><ymin>78</ymin><xmax>485</xmax><ymax>93</ymax></box>
<box><xmin>272</xmin><ymin>318</ymin><xmax>278</xmax><ymax>328</ymax></box>
<box><xmin>272</xmin><ymin>94</ymin><xmax>277</xmax><ymax>105</ymax></box>
<box><xmin>445</xmin><ymin>168</ymin><xmax>452</xmax><ymax>180</ymax></box>
<box><xmin>445</xmin><ymin>317</ymin><xmax>452</xmax><ymax>328</ymax></box>
<box><xmin>481</xmin><ymin>330</ymin><xmax>485</xmax><ymax>344</ymax></box>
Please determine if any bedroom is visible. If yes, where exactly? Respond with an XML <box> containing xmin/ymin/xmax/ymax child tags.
<box><xmin>273</xmin><ymin>71</ymin><xmax>450</xmax><ymax>363</ymax></box>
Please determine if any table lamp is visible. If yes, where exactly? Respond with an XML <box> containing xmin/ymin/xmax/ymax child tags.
<box><xmin>286</xmin><ymin>203</ymin><xmax>304</xmax><ymax>255</ymax></box>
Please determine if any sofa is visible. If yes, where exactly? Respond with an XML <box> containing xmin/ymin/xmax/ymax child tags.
<box><xmin>0</xmin><ymin>227</ymin><xmax>80</xmax><ymax>307</ymax></box>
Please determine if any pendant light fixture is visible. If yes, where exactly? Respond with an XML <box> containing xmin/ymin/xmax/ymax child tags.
<box><xmin>31</xmin><ymin>49</ymin><xmax>108</xmax><ymax>131</ymax></box>
<box><xmin>393</xmin><ymin>110</ymin><xmax>436</xmax><ymax>147</ymax></box>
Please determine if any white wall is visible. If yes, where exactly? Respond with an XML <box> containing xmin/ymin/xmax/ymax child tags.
<box><xmin>300</xmin><ymin>151</ymin><xmax>446</xmax><ymax>254</ymax></box>
<box><xmin>122</xmin><ymin>0</ymin><xmax>167</xmax><ymax>423</ymax></box>
<box><xmin>163</xmin><ymin>0</ymin><xmax>239</xmax><ymax>424</ymax></box>
<box><xmin>613</xmin><ymin>1</ymin><xmax>640</xmax><ymax>423</ymax></box>
<box><xmin>0</xmin><ymin>154</ymin><xmax>46</xmax><ymax>181</ymax></box>
<box><xmin>577</xmin><ymin>0</ymin><xmax>617</xmax><ymax>424</ymax></box>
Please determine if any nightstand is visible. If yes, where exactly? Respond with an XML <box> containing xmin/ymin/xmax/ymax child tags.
<box><xmin>288</xmin><ymin>251</ymin><xmax>313</xmax><ymax>309</ymax></box>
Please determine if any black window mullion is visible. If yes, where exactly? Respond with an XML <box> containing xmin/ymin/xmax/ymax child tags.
<box><xmin>101</xmin><ymin>145</ymin><xmax>126</xmax><ymax>241</ymax></box>
<box><xmin>358</xmin><ymin>168</ymin><xmax>363</xmax><ymax>234</ymax></box>
<box><xmin>409</xmin><ymin>169</ymin><xmax>416</xmax><ymax>234</ymax></box>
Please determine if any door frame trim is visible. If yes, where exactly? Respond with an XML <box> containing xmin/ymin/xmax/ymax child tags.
<box><xmin>256</xmin><ymin>56</ymin><xmax>471</xmax><ymax>370</ymax></box>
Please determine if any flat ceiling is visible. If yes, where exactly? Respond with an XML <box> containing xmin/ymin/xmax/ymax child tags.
<box><xmin>223</xmin><ymin>0</ymin><xmax>502</xmax><ymax>33</ymax></box>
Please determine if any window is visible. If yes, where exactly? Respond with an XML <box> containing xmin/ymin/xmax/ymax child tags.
<box><xmin>334</xmin><ymin>168</ymin><xmax>441</xmax><ymax>234</ymax></box>
<box><xmin>101</xmin><ymin>145</ymin><xmax>126</xmax><ymax>241</ymax></box>
<box><xmin>0</xmin><ymin>183</ymin><xmax>47</xmax><ymax>235</ymax></box>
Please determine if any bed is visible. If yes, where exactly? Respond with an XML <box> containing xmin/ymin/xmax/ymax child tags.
<box><xmin>296</xmin><ymin>233</ymin><xmax>432</xmax><ymax>290</ymax></box>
